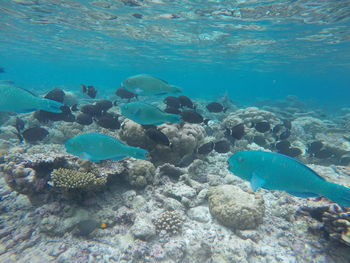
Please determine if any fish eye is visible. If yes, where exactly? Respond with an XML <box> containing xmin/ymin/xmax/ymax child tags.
<box><xmin>237</xmin><ymin>157</ymin><xmax>244</xmax><ymax>163</ymax></box>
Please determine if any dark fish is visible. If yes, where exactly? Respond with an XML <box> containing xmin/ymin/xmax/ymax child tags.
<box><xmin>340</xmin><ymin>156</ymin><xmax>350</xmax><ymax>166</ymax></box>
<box><xmin>272</xmin><ymin>124</ymin><xmax>283</xmax><ymax>134</ymax></box>
<box><xmin>76</xmin><ymin>113</ymin><xmax>93</xmax><ymax>125</ymax></box>
<box><xmin>44</xmin><ymin>88</ymin><xmax>65</xmax><ymax>103</ymax></box>
<box><xmin>115</xmin><ymin>87</ymin><xmax>137</xmax><ymax>101</ymax></box>
<box><xmin>214</xmin><ymin>140</ymin><xmax>230</xmax><ymax>153</ymax></box>
<box><xmin>145</xmin><ymin>128</ymin><xmax>170</xmax><ymax>146</ymax></box>
<box><xmin>22</xmin><ymin>127</ymin><xmax>49</xmax><ymax>143</ymax></box>
<box><xmin>283</xmin><ymin>119</ymin><xmax>292</xmax><ymax>130</ymax></box>
<box><xmin>197</xmin><ymin>141</ymin><xmax>214</xmax><ymax>154</ymax></box>
<box><xmin>74</xmin><ymin>219</ymin><xmax>99</xmax><ymax>236</ymax></box>
<box><xmin>96</xmin><ymin>114</ymin><xmax>121</xmax><ymax>130</ymax></box>
<box><xmin>164</xmin><ymin>96</ymin><xmax>181</xmax><ymax>109</ymax></box>
<box><xmin>226</xmin><ymin>123</ymin><xmax>245</xmax><ymax>140</ymax></box>
<box><xmin>254</xmin><ymin>121</ymin><xmax>271</xmax><ymax>133</ymax></box>
<box><xmin>0</xmin><ymin>67</ymin><xmax>4</xmax><ymax>73</ymax></box>
<box><xmin>180</xmin><ymin>110</ymin><xmax>203</xmax><ymax>124</ymax></box>
<box><xmin>253</xmin><ymin>135</ymin><xmax>266</xmax><ymax>146</ymax></box>
<box><xmin>95</xmin><ymin>100</ymin><xmax>113</xmax><ymax>112</ymax></box>
<box><xmin>81</xmin><ymin>84</ymin><xmax>97</xmax><ymax>98</ymax></box>
<box><xmin>34</xmin><ymin>106</ymin><xmax>74</xmax><ymax>123</ymax></box>
<box><xmin>314</xmin><ymin>149</ymin><xmax>333</xmax><ymax>159</ymax></box>
<box><xmin>308</xmin><ymin>141</ymin><xmax>323</xmax><ymax>154</ymax></box>
<box><xmin>286</xmin><ymin>147</ymin><xmax>302</xmax><ymax>157</ymax></box>
<box><xmin>275</xmin><ymin>140</ymin><xmax>290</xmax><ymax>152</ymax></box>
<box><xmin>164</xmin><ymin>107</ymin><xmax>181</xmax><ymax>115</ymax></box>
<box><xmin>12</xmin><ymin>117</ymin><xmax>25</xmax><ymax>142</ymax></box>
<box><xmin>80</xmin><ymin>104</ymin><xmax>102</xmax><ymax>117</ymax></box>
<box><xmin>279</xmin><ymin>129</ymin><xmax>291</xmax><ymax>140</ymax></box>
<box><xmin>14</xmin><ymin>117</ymin><xmax>25</xmax><ymax>131</ymax></box>
<box><xmin>71</xmin><ymin>104</ymin><xmax>78</xmax><ymax>112</ymax></box>
<box><xmin>206</xmin><ymin>102</ymin><xmax>226</xmax><ymax>113</ymax></box>
<box><xmin>132</xmin><ymin>13</ymin><xmax>143</xmax><ymax>19</ymax></box>
<box><xmin>178</xmin><ymin>96</ymin><xmax>194</xmax><ymax>109</ymax></box>
<box><xmin>177</xmin><ymin>152</ymin><xmax>196</xmax><ymax>167</ymax></box>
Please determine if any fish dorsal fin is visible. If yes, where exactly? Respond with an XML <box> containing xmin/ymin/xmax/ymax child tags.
<box><xmin>274</xmin><ymin>152</ymin><xmax>326</xmax><ymax>181</ymax></box>
<box><xmin>250</xmin><ymin>172</ymin><xmax>265</xmax><ymax>192</ymax></box>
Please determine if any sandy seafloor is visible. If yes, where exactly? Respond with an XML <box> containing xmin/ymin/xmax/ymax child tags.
<box><xmin>1</xmin><ymin>97</ymin><xmax>350</xmax><ymax>263</ymax></box>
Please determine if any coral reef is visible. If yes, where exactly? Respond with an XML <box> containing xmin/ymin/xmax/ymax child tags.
<box><xmin>154</xmin><ymin>211</ymin><xmax>183</xmax><ymax>235</ymax></box>
<box><xmin>208</xmin><ymin>184</ymin><xmax>265</xmax><ymax>229</ymax></box>
<box><xmin>119</xmin><ymin>120</ymin><xmax>206</xmax><ymax>164</ymax></box>
<box><xmin>49</xmin><ymin>168</ymin><xmax>107</xmax><ymax>189</ymax></box>
<box><xmin>123</xmin><ymin>159</ymin><xmax>156</xmax><ymax>188</ymax></box>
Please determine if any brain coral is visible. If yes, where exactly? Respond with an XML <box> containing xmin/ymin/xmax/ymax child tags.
<box><xmin>208</xmin><ymin>184</ymin><xmax>265</xmax><ymax>229</ymax></box>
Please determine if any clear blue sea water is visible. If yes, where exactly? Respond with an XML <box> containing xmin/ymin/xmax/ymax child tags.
<box><xmin>1</xmin><ymin>0</ymin><xmax>350</xmax><ymax>109</ymax></box>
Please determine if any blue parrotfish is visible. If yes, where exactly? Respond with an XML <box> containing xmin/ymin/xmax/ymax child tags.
<box><xmin>122</xmin><ymin>74</ymin><xmax>181</xmax><ymax>96</ymax></box>
<box><xmin>0</xmin><ymin>84</ymin><xmax>63</xmax><ymax>113</ymax></box>
<box><xmin>228</xmin><ymin>150</ymin><xmax>350</xmax><ymax>207</ymax></box>
<box><xmin>65</xmin><ymin>133</ymin><xmax>149</xmax><ymax>162</ymax></box>
<box><xmin>120</xmin><ymin>101</ymin><xmax>180</xmax><ymax>125</ymax></box>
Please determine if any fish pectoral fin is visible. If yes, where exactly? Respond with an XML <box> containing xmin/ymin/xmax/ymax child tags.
<box><xmin>250</xmin><ymin>173</ymin><xmax>265</xmax><ymax>192</ymax></box>
<box><xmin>287</xmin><ymin>192</ymin><xmax>320</xmax><ymax>198</ymax></box>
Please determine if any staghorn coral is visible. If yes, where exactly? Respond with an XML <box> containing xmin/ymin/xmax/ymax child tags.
<box><xmin>154</xmin><ymin>211</ymin><xmax>183</xmax><ymax>235</ymax></box>
<box><xmin>49</xmin><ymin>168</ymin><xmax>107</xmax><ymax>189</ymax></box>
<box><xmin>322</xmin><ymin>204</ymin><xmax>350</xmax><ymax>246</ymax></box>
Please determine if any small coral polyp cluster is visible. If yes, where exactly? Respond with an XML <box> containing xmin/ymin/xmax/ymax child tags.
<box><xmin>49</xmin><ymin>168</ymin><xmax>107</xmax><ymax>189</ymax></box>
<box><xmin>154</xmin><ymin>211</ymin><xmax>183</xmax><ymax>235</ymax></box>
<box><xmin>322</xmin><ymin>204</ymin><xmax>350</xmax><ymax>245</ymax></box>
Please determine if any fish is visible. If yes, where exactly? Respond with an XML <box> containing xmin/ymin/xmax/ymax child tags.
<box><xmin>0</xmin><ymin>84</ymin><xmax>63</xmax><ymax>113</ymax></box>
<box><xmin>34</xmin><ymin>106</ymin><xmax>75</xmax><ymax>123</ymax></box>
<box><xmin>96</xmin><ymin>114</ymin><xmax>121</xmax><ymax>130</ymax></box>
<box><xmin>45</xmin><ymin>88</ymin><xmax>65</xmax><ymax>103</ymax></box>
<box><xmin>308</xmin><ymin>141</ymin><xmax>323</xmax><ymax>154</ymax></box>
<box><xmin>253</xmin><ymin>135</ymin><xmax>266</xmax><ymax>146</ymax></box>
<box><xmin>225</xmin><ymin>123</ymin><xmax>245</xmax><ymax>140</ymax></box>
<box><xmin>74</xmin><ymin>219</ymin><xmax>99</xmax><ymax>236</ymax></box>
<box><xmin>164</xmin><ymin>96</ymin><xmax>181</xmax><ymax>109</ymax></box>
<box><xmin>115</xmin><ymin>87</ymin><xmax>138</xmax><ymax>101</ymax></box>
<box><xmin>95</xmin><ymin>100</ymin><xmax>113</xmax><ymax>113</ymax></box>
<box><xmin>279</xmin><ymin>129</ymin><xmax>291</xmax><ymax>140</ymax></box>
<box><xmin>80</xmin><ymin>104</ymin><xmax>102</xmax><ymax>117</ymax></box>
<box><xmin>145</xmin><ymin>127</ymin><xmax>170</xmax><ymax>146</ymax></box>
<box><xmin>65</xmin><ymin>133</ymin><xmax>149</xmax><ymax>162</ymax></box>
<box><xmin>197</xmin><ymin>141</ymin><xmax>214</xmax><ymax>154</ymax></box>
<box><xmin>180</xmin><ymin>110</ymin><xmax>203</xmax><ymax>124</ymax></box>
<box><xmin>206</xmin><ymin>102</ymin><xmax>226</xmax><ymax>113</ymax></box>
<box><xmin>122</xmin><ymin>74</ymin><xmax>180</xmax><ymax>96</ymax></box>
<box><xmin>132</xmin><ymin>13</ymin><xmax>143</xmax><ymax>19</ymax></box>
<box><xmin>214</xmin><ymin>140</ymin><xmax>230</xmax><ymax>153</ymax></box>
<box><xmin>22</xmin><ymin>127</ymin><xmax>49</xmax><ymax>143</ymax></box>
<box><xmin>164</xmin><ymin>107</ymin><xmax>181</xmax><ymax>115</ymax></box>
<box><xmin>120</xmin><ymin>102</ymin><xmax>180</xmax><ymax>125</ymax></box>
<box><xmin>76</xmin><ymin>113</ymin><xmax>93</xmax><ymax>126</ymax></box>
<box><xmin>178</xmin><ymin>96</ymin><xmax>194</xmax><ymax>109</ymax></box>
<box><xmin>254</xmin><ymin>121</ymin><xmax>271</xmax><ymax>133</ymax></box>
<box><xmin>0</xmin><ymin>67</ymin><xmax>4</xmax><ymax>73</ymax></box>
<box><xmin>12</xmin><ymin>117</ymin><xmax>25</xmax><ymax>142</ymax></box>
<box><xmin>228</xmin><ymin>150</ymin><xmax>350</xmax><ymax>207</ymax></box>
<box><xmin>81</xmin><ymin>84</ymin><xmax>97</xmax><ymax>98</ymax></box>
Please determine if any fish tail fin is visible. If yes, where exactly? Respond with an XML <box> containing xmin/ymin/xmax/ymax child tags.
<box><xmin>41</xmin><ymin>98</ymin><xmax>63</xmax><ymax>113</ymax></box>
<box><xmin>322</xmin><ymin>181</ymin><xmax>350</xmax><ymax>208</ymax></box>
<box><xmin>171</xmin><ymin>85</ymin><xmax>182</xmax><ymax>93</ymax></box>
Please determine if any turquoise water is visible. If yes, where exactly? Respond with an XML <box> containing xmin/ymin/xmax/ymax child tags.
<box><xmin>1</xmin><ymin>0</ymin><xmax>349</xmax><ymax>108</ymax></box>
